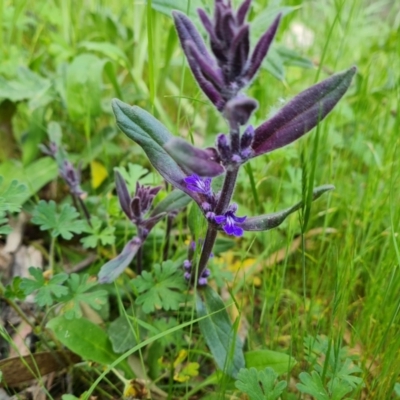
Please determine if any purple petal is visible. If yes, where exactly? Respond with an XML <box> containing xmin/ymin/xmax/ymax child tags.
<box><xmin>244</xmin><ymin>14</ymin><xmax>282</xmax><ymax>83</ymax></box>
<box><xmin>252</xmin><ymin>67</ymin><xmax>357</xmax><ymax>156</ymax></box>
<box><xmin>231</xmin><ymin>225</ymin><xmax>244</xmax><ymax>237</ymax></box>
<box><xmin>164</xmin><ymin>137</ymin><xmax>224</xmax><ymax>177</ymax></box>
<box><xmin>223</xmin><ymin>223</ymin><xmax>237</xmax><ymax>236</ymax></box>
<box><xmin>115</xmin><ymin>171</ymin><xmax>132</xmax><ymax>219</ymax></box>
<box><xmin>233</xmin><ymin>215</ymin><xmax>247</xmax><ymax>223</ymax></box>
<box><xmin>198</xmin><ymin>277</ymin><xmax>208</xmax><ymax>286</ymax></box>
<box><xmin>237</xmin><ymin>0</ymin><xmax>252</xmax><ymax>25</ymax></box>
<box><xmin>214</xmin><ymin>215</ymin><xmax>227</xmax><ymax>224</ymax></box>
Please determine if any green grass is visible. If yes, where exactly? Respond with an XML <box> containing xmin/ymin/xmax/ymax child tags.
<box><xmin>0</xmin><ymin>0</ymin><xmax>399</xmax><ymax>398</ymax></box>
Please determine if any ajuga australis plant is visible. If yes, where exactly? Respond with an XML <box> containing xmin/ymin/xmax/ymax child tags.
<box><xmin>99</xmin><ymin>0</ymin><xmax>356</xmax><ymax>286</ymax></box>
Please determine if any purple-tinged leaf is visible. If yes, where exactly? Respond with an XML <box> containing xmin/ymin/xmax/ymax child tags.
<box><xmin>164</xmin><ymin>137</ymin><xmax>224</xmax><ymax>177</ymax></box>
<box><xmin>172</xmin><ymin>11</ymin><xmax>214</xmax><ymax>65</ymax></box>
<box><xmin>98</xmin><ymin>237</ymin><xmax>142</xmax><ymax>284</ymax></box>
<box><xmin>184</xmin><ymin>45</ymin><xmax>225</xmax><ymax>110</ymax></box>
<box><xmin>112</xmin><ymin>99</ymin><xmax>201</xmax><ymax>204</ymax></box>
<box><xmin>150</xmin><ymin>189</ymin><xmax>192</xmax><ymax>216</ymax></box>
<box><xmin>251</xmin><ymin>67</ymin><xmax>357</xmax><ymax>156</ymax></box>
<box><xmin>244</xmin><ymin>14</ymin><xmax>281</xmax><ymax>83</ymax></box>
<box><xmin>237</xmin><ymin>0</ymin><xmax>252</xmax><ymax>25</ymax></box>
<box><xmin>185</xmin><ymin>41</ymin><xmax>224</xmax><ymax>90</ymax></box>
<box><xmin>240</xmin><ymin>125</ymin><xmax>255</xmax><ymax>149</ymax></box>
<box><xmin>114</xmin><ymin>170</ymin><xmax>132</xmax><ymax>219</ymax></box>
<box><xmin>142</xmin><ymin>212</ymin><xmax>166</xmax><ymax>232</ymax></box>
<box><xmin>130</xmin><ymin>197</ymin><xmax>141</xmax><ymax>218</ymax></box>
<box><xmin>197</xmin><ymin>8</ymin><xmax>215</xmax><ymax>39</ymax></box>
<box><xmin>223</xmin><ymin>95</ymin><xmax>258</xmax><ymax>126</ymax></box>
<box><xmin>230</xmin><ymin>25</ymin><xmax>250</xmax><ymax>80</ymax></box>
<box><xmin>237</xmin><ymin>185</ymin><xmax>334</xmax><ymax>231</ymax></box>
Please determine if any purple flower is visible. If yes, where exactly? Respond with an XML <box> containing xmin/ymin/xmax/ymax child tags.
<box><xmin>184</xmin><ymin>174</ymin><xmax>213</xmax><ymax>196</ymax></box>
<box><xmin>214</xmin><ymin>203</ymin><xmax>246</xmax><ymax>237</ymax></box>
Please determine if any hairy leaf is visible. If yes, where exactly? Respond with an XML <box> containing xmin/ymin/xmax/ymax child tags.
<box><xmin>164</xmin><ymin>137</ymin><xmax>224</xmax><ymax>177</ymax></box>
<box><xmin>239</xmin><ymin>185</ymin><xmax>334</xmax><ymax>231</ymax></box>
<box><xmin>252</xmin><ymin>67</ymin><xmax>357</xmax><ymax>156</ymax></box>
<box><xmin>112</xmin><ymin>99</ymin><xmax>201</xmax><ymax>203</ymax></box>
<box><xmin>98</xmin><ymin>238</ymin><xmax>142</xmax><ymax>284</ymax></box>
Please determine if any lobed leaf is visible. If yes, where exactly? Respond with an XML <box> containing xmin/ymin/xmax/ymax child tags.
<box><xmin>235</xmin><ymin>367</ymin><xmax>287</xmax><ymax>400</ymax></box>
<box><xmin>239</xmin><ymin>185</ymin><xmax>334</xmax><ymax>231</ymax></box>
<box><xmin>32</xmin><ymin>200</ymin><xmax>85</xmax><ymax>240</ymax></box>
<box><xmin>131</xmin><ymin>260</ymin><xmax>186</xmax><ymax>313</ymax></box>
<box><xmin>252</xmin><ymin>67</ymin><xmax>357</xmax><ymax>156</ymax></box>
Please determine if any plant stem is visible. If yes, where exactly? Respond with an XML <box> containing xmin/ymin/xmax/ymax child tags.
<box><xmin>195</xmin><ymin>167</ymin><xmax>240</xmax><ymax>280</ymax></box>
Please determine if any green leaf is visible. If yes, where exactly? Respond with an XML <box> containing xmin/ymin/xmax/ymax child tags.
<box><xmin>150</xmin><ymin>0</ymin><xmax>204</xmax><ymax>18</ymax></box>
<box><xmin>296</xmin><ymin>371</ymin><xmax>329</xmax><ymax>400</ymax></box>
<box><xmin>196</xmin><ymin>286</ymin><xmax>245</xmax><ymax>378</ymax></box>
<box><xmin>78</xmin><ymin>41</ymin><xmax>129</xmax><ymax>67</ymax></box>
<box><xmin>0</xmin><ymin>67</ymin><xmax>52</xmax><ymax>106</ymax></box>
<box><xmin>32</xmin><ymin>200</ymin><xmax>85</xmax><ymax>240</ymax></box>
<box><xmin>0</xmin><ymin>176</ymin><xmax>27</xmax><ymax>213</ymax></box>
<box><xmin>81</xmin><ymin>216</ymin><xmax>115</xmax><ymax>248</ymax></box>
<box><xmin>4</xmin><ymin>277</ymin><xmax>26</xmax><ymax>300</ymax></box>
<box><xmin>108</xmin><ymin>316</ymin><xmax>137</xmax><ymax>354</ymax></box>
<box><xmin>245</xmin><ymin>349</ymin><xmax>297</xmax><ymax>375</ymax></box>
<box><xmin>20</xmin><ymin>268</ymin><xmax>69</xmax><ymax>307</ymax></box>
<box><xmin>0</xmin><ymin>216</ymin><xmax>11</xmax><ymax>235</ymax></box>
<box><xmin>240</xmin><ymin>185</ymin><xmax>334</xmax><ymax>231</ymax></box>
<box><xmin>0</xmin><ymin>158</ymin><xmax>58</xmax><ymax>206</ymax></box>
<box><xmin>59</xmin><ymin>274</ymin><xmax>108</xmax><ymax>319</ymax></box>
<box><xmin>131</xmin><ymin>260</ymin><xmax>186</xmax><ymax>313</ymax></box>
<box><xmin>47</xmin><ymin>316</ymin><xmax>122</xmax><ymax>368</ymax></box>
<box><xmin>151</xmin><ymin>189</ymin><xmax>191</xmax><ymax>216</ymax></box>
<box><xmin>114</xmin><ymin>163</ymin><xmax>159</xmax><ymax>192</ymax></box>
<box><xmin>66</xmin><ymin>54</ymin><xmax>108</xmax><ymax>120</ymax></box>
<box><xmin>235</xmin><ymin>367</ymin><xmax>287</xmax><ymax>400</ymax></box>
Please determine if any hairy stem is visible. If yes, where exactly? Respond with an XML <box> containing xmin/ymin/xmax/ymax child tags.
<box><xmin>196</xmin><ymin>167</ymin><xmax>240</xmax><ymax>280</ymax></box>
